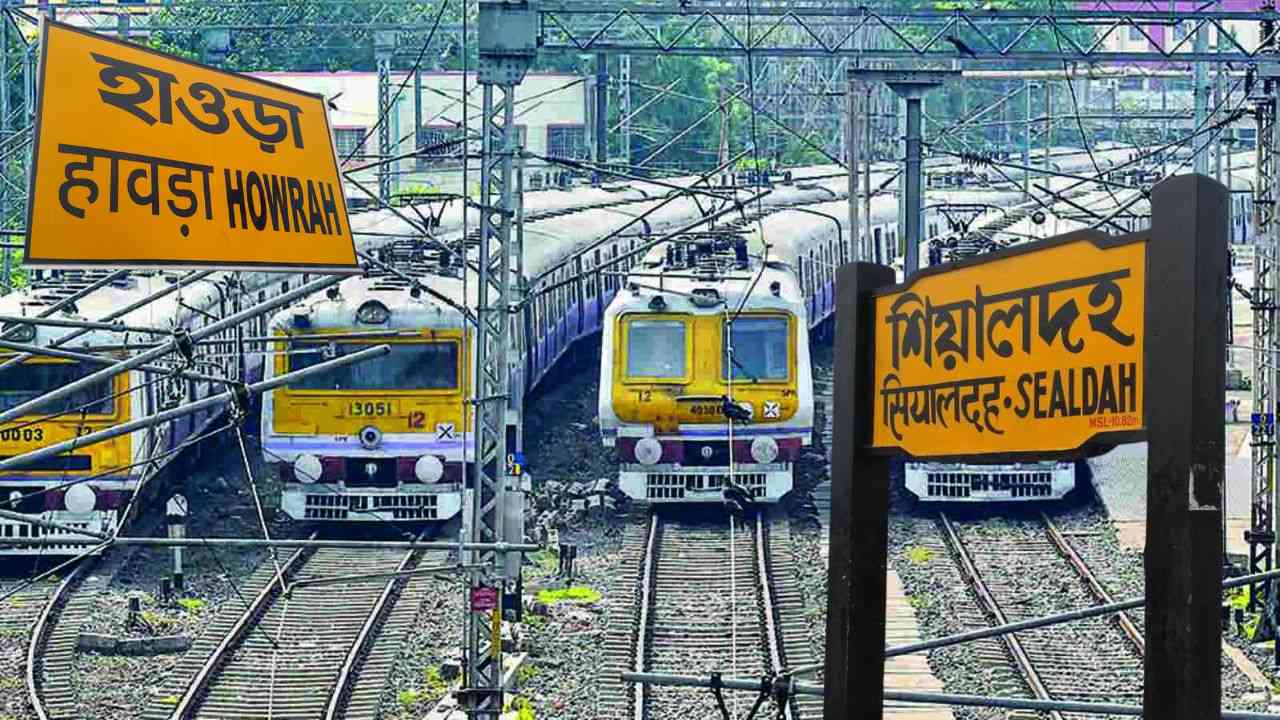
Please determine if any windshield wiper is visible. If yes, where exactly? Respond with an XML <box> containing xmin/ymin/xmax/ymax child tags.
<box><xmin>726</xmin><ymin>350</ymin><xmax>759</xmax><ymax>383</ymax></box>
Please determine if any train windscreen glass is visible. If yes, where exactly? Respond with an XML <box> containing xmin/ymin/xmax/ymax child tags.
<box><xmin>723</xmin><ymin>316</ymin><xmax>788</xmax><ymax>381</ymax></box>
<box><xmin>288</xmin><ymin>341</ymin><xmax>458</xmax><ymax>390</ymax></box>
<box><xmin>625</xmin><ymin>319</ymin><xmax>686</xmax><ymax>379</ymax></box>
<box><xmin>0</xmin><ymin>361</ymin><xmax>114</xmax><ymax>414</ymax></box>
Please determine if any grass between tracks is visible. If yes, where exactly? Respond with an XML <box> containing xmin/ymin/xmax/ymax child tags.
<box><xmin>534</xmin><ymin>586</ymin><xmax>601</xmax><ymax>605</ymax></box>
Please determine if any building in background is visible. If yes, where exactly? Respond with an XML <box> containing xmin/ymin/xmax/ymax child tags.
<box><xmin>254</xmin><ymin>71</ymin><xmax>588</xmax><ymax>201</ymax></box>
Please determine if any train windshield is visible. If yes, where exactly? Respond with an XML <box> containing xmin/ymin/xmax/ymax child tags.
<box><xmin>625</xmin><ymin>319</ymin><xmax>686</xmax><ymax>379</ymax></box>
<box><xmin>723</xmin><ymin>316</ymin><xmax>789</xmax><ymax>381</ymax></box>
<box><xmin>288</xmin><ymin>341</ymin><xmax>459</xmax><ymax>391</ymax></box>
<box><xmin>0</xmin><ymin>361</ymin><xmax>114</xmax><ymax>415</ymax></box>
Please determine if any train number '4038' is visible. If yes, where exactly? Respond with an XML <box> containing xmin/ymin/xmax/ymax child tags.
<box><xmin>349</xmin><ymin>401</ymin><xmax>393</xmax><ymax>417</ymax></box>
<box><xmin>0</xmin><ymin>427</ymin><xmax>43</xmax><ymax>442</ymax></box>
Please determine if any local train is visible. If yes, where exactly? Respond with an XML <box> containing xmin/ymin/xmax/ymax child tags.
<box><xmin>901</xmin><ymin>151</ymin><xmax>1259</xmax><ymax>502</ymax></box>
<box><xmin>595</xmin><ymin>142</ymin><xmax>1199</xmax><ymax>505</ymax></box>
<box><xmin>0</xmin><ymin>142</ymin><xmax>1253</xmax><ymax>549</ymax></box>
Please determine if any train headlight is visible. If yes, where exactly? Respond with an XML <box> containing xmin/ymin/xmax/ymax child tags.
<box><xmin>359</xmin><ymin>425</ymin><xmax>383</xmax><ymax>450</ymax></box>
<box><xmin>293</xmin><ymin>454</ymin><xmax>322</xmax><ymax>484</ymax></box>
<box><xmin>356</xmin><ymin>300</ymin><xmax>391</xmax><ymax>324</ymax></box>
<box><xmin>64</xmin><ymin>484</ymin><xmax>96</xmax><ymax>514</ymax></box>
<box><xmin>750</xmin><ymin>436</ymin><xmax>779</xmax><ymax>464</ymax></box>
<box><xmin>634</xmin><ymin>437</ymin><xmax>662</xmax><ymax>466</ymax></box>
<box><xmin>415</xmin><ymin>455</ymin><xmax>444</xmax><ymax>483</ymax></box>
<box><xmin>7</xmin><ymin>490</ymin><xmax>20</xmax><ymax>508</ymax></box>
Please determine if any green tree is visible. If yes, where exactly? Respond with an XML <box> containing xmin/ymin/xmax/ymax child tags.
<box><xmin>148</xmin><ymin>1</ymin><xmax>456</xmax><ymax>72</ymax></box>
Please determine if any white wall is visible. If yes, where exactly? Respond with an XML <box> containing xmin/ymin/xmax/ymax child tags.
<box><xmin>253</xmin><ymin>71</ymin><xmax>587</xmax><ymax>197</ymax></box>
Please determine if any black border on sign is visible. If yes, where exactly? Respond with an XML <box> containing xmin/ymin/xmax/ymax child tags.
<box><xmin>864</xmin><ymin>226</ymin><xmax>1150</xmax><ymax>463</ymax></box>
<box><xmin>23</xmin><ymin>18</ymin><xmax>360</xmax><ymax>273</ymax></box>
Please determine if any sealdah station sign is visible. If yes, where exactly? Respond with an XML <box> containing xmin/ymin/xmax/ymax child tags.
<box><xmin>24</xmin><ymin>20</ymin><xmax>358</xmax><ymax>271</ymax></box>
<box><xmin>869</xmin><ymin>231</ymin><xmax>1145</xmax><ymax>459</ymax></box>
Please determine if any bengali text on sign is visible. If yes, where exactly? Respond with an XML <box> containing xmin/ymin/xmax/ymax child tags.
<box><xmin>24</xmin><ymin>20</ymin><xmax>357</xmax><ymax>271</ymax></box>
<box><xmin>870</xmin><ymin>232</ymin><xmax>1146</xmax><ymax>458</ymax></box>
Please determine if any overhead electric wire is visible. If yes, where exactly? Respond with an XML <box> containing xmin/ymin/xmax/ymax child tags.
<box><xmin>339</xmin><ymin>0</ymin><xmax>449</xmax><ymax>165</ymax></box>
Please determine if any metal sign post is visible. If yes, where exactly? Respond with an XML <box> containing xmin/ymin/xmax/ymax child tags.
<box><xmin>826</xmin><ymin>174</ymin><xmax>1227</xmax><ymax>720</ymax></box>
<box><xmin>1144</xmin><ymin>175</ymin><xmax>1228</xmax><ymax>720</ymax></box>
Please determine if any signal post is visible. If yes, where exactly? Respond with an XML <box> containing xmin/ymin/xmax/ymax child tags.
<box><xmin>825</xmin><ymin>175</ymin><xmax>1228</xmax><ymax>720</ymax></box>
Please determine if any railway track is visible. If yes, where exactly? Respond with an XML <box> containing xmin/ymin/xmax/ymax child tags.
<box><xmin>160</xmin><ymin>544</ymin><xmax>439</xmax><ymax>720</ymax></box>
<box><xmin>601</xmin><ymin>508</ymin><xmax>818</xmax><ymax>720</ymax></box>
<box><xmin>24</xmin><ymin>561</ymin><xmax>95</xmax><ymax>720</ymax></box>
<box><xmin>938</xmin><ymin>510</ymin><xmax>1144</xmax><ymax>719</ymax></box>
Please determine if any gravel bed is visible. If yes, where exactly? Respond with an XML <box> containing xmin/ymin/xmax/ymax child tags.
<box><xmin>788</xmin><ymin>335</ymin><xmax>1270</xmax><ymax>718</ymax></box>
<box><xmin>377</xmin><ymin>572</ymin><xmax>464</xmax><ymax>719</ymax></box>
<box><xmin>523</xmin><ymin>336</ymin><xmax>618</xmax><ymax>490</ymax></box>
<box><xmin>0</xmin><ymin>563</ymin><xmax>68</xmax><ymax>720</ymax></box>
<box><xmin>1053</xmin><ymin>498</ymin><xmax>1267</xmax><ymax>712</ymax></box>
<box><xmin>519</xmin><ymin>519</ymin><xmax>625</xmax><ymax>719</ymax></box>
<box><xmin>66</xmin><ymin>429</ymin><xmax>311</xmax><ymax>720</ymax></box>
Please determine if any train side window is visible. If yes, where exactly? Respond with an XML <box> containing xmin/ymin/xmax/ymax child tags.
<box><xmin>609</xmin><ymin>246</ymin><xmax>619</xmax><ymax>291</ymax></box>
<box><xmin>873</xmin><ymin>227</ymin><xmax>883</xmax><ymax>264</ymax></box>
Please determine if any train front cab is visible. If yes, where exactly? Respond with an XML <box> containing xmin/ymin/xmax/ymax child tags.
<box><xmin>605</xmin><ymin>309</ymin><xmax>810</xmax><ymax>503</ymax></box>
<box><xmin>264</xmin><ymin>326</ymin><xmax>469</xmax><ymax>522</ymax></box>
<box><xmin>903</xmin><ymin>461</ymin><xmax>1077</xmax><ymax>501</ymax></box>
<box><xmin>0</xmin><ymin>355</ymin><xmax>132</xmax><ymax>551</ymax></box>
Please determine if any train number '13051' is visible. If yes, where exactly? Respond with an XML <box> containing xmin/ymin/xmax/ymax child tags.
<box><xmin>0</xmin><ymin>427</ymin><xmax>44</xmax><ymax>442</ymax></box>
<box><xmin>349</xmin><ymin>401</ymin><xmax>393</xmax><ymax>417</ymax></box>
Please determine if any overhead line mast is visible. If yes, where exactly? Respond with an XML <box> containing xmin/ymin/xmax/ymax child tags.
<box><xmin>461</xmin><ymin>1</ymin><xmax>536</xmax><ymax>717</ymax></box>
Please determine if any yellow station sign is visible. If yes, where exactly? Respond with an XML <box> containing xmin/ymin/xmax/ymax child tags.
<box><xmin>870</xmin><ymin>232</ymin><xmax>1146</xmax><ymax>458</ymax></box>
<box><xmin>25</xmin><ymin>21</ymin><xmax>357</xmax><ymax>271</ymax></box>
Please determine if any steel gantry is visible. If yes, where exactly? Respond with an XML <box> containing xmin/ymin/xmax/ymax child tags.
<box><xmin>1249</xmin><ymin>63</ymin><xmax>1280</xmax><ymax>635</ymax></box>
<box><xmin>462</xmin><ymin>1</ymin><xmax>536</xmax><ymax>717</ymax></box>
<box><xmin>537</xmin><ymin>2</ymin><xmax>1276</xmax><ymax>62</ymax></box>
<box><xmin>375</xmin><ymin>30</ymin><xmax>397</xmax><ymax>204</ymax></box>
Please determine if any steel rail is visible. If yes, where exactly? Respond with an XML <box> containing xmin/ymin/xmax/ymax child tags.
<box><xmin>1040</xmin><ymin>512</ymin><xmax>1145</xmax><ymax>655</ymax></box>
<box><xmin>937</xmin><ymin>512</ymin><xmax>1065</xmax><ymax>720</ymax></box>
<box><xmin>0</xmin><ymin>536</ymin><xmax>540</xmax><ymax>551</ymax></box>
<box><xmin>26</xmin><ymin>560</ymin><xmax>92</xmax><ymax>720</ymax></box>
<box><xmin>169</xmin><ymin>541</ymin><xmax>313</xmax><ymax>719</ymax></box>
<box><xmin>323</xmin><ymin>544</ymin><xmax>424</xmax><ymax>720</ymax></box>
<box><xmin>755</xmin><ymin>512</ymin><xmax>793</xmax><ymax>720</ymax></box>
<box><xmin>620</xmin><ymin>672</ymin><xmax>1280</xmax><ymax>719</ymax></box>
<box><xmin>632</xmin><ymin>512</ymin><xmax>658</xmax><ymax>720</ymax></box>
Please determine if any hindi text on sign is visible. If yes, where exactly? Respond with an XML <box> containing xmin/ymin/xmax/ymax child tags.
<box><xmin>25</xmin><ymin>21</ymin><xmax>357</xmax><ymax>270</ymax></box>
<box><xmin>870</xmin><ymin>232</ymin><xmax>1145</xmax><ymax>458</ymax></box>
